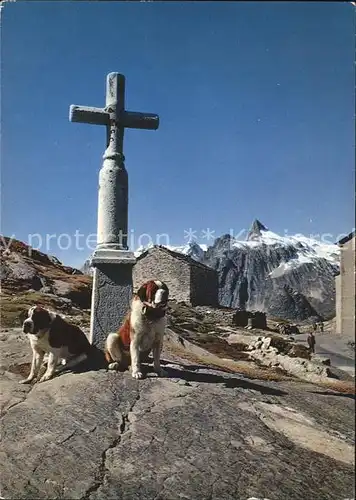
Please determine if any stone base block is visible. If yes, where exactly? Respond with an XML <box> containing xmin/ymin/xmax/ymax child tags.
<box><xmin>90</xmin><ymin>261</ymin><xmax>135</xmax><ymax>350</ymax></box>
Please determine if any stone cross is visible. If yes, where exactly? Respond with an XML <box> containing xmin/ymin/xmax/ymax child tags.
<box><xmin>69</xmin><ymin>72</ymin><xmax>159</xmax><ymax>348</ymax></box>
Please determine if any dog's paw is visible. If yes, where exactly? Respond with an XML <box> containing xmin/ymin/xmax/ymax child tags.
<box><xmin>108</xmin><ymin>362</ymin><xmax>120</xmax><ymax>371</ymax></box>
<box><xmin>38</xmin><ymin>373</ymin><xmax>53</xmax><ymax>383</ymax></box>
<box><xmin>19</xmin><ymin>377</ymin><xmax>34</xmax><ymax>385</ymax></box>
<box><xmin>132</xmin><ymin>370</ymin><xmax>143</xmax><ymax>379</ymax></box>
<box><xmin>155</xmin><ymin>368</ymin><xmax>168</xmax><ymax>378</ymax></box>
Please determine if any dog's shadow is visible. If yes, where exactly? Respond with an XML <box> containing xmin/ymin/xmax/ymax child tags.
<box><xmin>59</xmin><ymin>346</ymin><xmax>107</xmax><ymax>374</ymax></box>
<box><xmin>144</xmin><ymin>358</ymin><xmax>288</xmax><ymax>397</ymax></box>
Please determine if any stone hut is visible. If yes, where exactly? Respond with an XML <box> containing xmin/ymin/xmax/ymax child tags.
<box><xmin>133</xmin><ymin>245</ymin><xmax>218</xmax><ymax>307</ymax></box>
<box><xmin>335</xmin><ymin>231</ymin><xmax>355</xmax><ymax>336</ymax></box>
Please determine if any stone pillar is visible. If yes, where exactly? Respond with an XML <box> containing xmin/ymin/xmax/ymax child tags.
<box><xmin>90</xmin><ymin>259</ymin><xmax>135</xmax><ymax>349</ymax></box>
<box><xmin>89</xmin><ymin>150</ymin><xmax>135</xmax><ymax>348</ymax></box>
<box><xmin>90</xmin><ymin>155</ymin><xmax>136</xmax><ymax>349</ymax></box>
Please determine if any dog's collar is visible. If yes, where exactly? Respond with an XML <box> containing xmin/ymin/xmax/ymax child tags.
<box><xmin>141</xmin><ymin>300</ymin><xmax>153</xmax><ymax>308</ymax></box>
<box><xmin>141</xmin><ymin>300</ymin><xmax>167</xmax><ymax>309</ymax></box>
<box><xmin>141</xmin><ymin>304</ymin><xmax>167</xmax><ymax>321</ymax></box>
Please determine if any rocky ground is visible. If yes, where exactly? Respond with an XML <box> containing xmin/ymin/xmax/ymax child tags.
<box><xmin>1</xmin><ymin>326</ymin><xmax>355</xmax><ymax>500</ymax></box>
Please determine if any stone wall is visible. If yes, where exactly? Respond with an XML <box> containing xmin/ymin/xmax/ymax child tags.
<box><xmin>194</xmin><ymin>306</ymin><xmax>240</xmax><ymax>326</ymax></box>
<box><xmin>133</xmin><ymin>248</ymin><xmax>191</xmax><ymax>303</ymax></box>
<box><xmin>335</xmin><ymin>274</ymin><xmax>342</xmax><ymax>334</ymax></box>
<box><xmin>234</xmin><ymin>310</ymin><xmax>267</xmax><ymax>329</ymax></box>
<box><xmin>339</xmin><ymin>236</ymin><xmax>355</xmax><ymax>336</ymax></box>
<box><xmin>234</xmin><ymin>310</ymin><xmax>250</xmax><ymax>327</ymax></box>
<box><xmin>190</xmin><ymin>263</ymin><xmax>218</xmax><ymax>307</ymax></box>
<box><xmin>250</xmin><ymin>311</ymin><xmax>267</xmax><ymax>329</ymax></box>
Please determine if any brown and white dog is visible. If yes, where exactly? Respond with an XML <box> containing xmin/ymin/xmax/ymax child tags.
<box><xmin>105</xmin><ymin>280</ymin><xmax>169</xmax><ymax>379</ymax></box>
<box><xmin>20</xmin><ymin>305</ymin><xmax>91</xmax><ymax>384</ymax></box>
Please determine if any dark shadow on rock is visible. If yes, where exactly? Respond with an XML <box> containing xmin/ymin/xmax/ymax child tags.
<box><xmin>160</xmin><ymin>359</ymin><xmax>234</xmax><ymax>374</ymax></box>
<box><xmin>308</xmin><ymin>390</ymin><xmax>355</xmax><ymax>400</ymax></box>
<box><xmin>62</xmin><ymin>346</ymin><xmax>107</xmax><ymax>374</ymax></box>
<box><xmin>222</xmin><ymin>376</ymin><xmax>288</xmax><ymax>396</ymax></box>
<box><xmin>144</xmin><ymin>364</ymin><xmax>288</xmax><ymax>396</ymax></box>
<box><xmin>141</xmin><ymin>357</ymin><xmax>288</xmax><ymax>396</ymax></box>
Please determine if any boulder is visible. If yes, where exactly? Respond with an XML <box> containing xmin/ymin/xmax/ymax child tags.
<box><xmin>226</xmin><ymin>334</ymin><xmax>261</xmax><ymax>347</ymax></box>
<box><xmin>311</xmin><ymin>355</ymin><xmax>331</xmax><ymax>366</ymax></box>
<box><xmin>287</xmin><ymin>344</ymin><xmax>311</xmax><ymax>360</ymax></box>
<box><xmin>249</xmin><ymin>349</ymin><xmax>332</xmax><ymax>381</ymax></box>
<box><xmin>49</xmin><ymin>279</ymin><xmax>91</xmax><ymax>309</ymax></box>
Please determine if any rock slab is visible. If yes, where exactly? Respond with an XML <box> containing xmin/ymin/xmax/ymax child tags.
<box><xmin>0</xmin><ymin>330</ymin><xmax>355</xmax><ymax>500</ymax></box>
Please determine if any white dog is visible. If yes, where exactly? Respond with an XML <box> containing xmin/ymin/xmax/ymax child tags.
<box><xmin>105</xmin><ymin>280</ymin><xmax>169</xmax><ymax>379</ymax></box>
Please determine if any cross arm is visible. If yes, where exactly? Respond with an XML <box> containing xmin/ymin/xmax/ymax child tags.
<box><xmin>69</xmin><ymin>105</ymin><xmax>110</xmax><ymax>126</ymax></box>
<box><xmin>122</xmin><ymin>111</ymin><xmax>159</xmax><ymax>130</ymax></box>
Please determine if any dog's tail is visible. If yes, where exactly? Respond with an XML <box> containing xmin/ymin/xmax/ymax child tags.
<box><xmin>105</xmin><ymin>313</ymin><xmax>132</xmax><ymax>369</ymax></box>
<box><xmin>105</xmin><ymin>332</ymin><xmax>121</xmax><ymax>364</ymax></box>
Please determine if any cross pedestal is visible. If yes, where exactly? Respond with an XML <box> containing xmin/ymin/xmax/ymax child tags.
<box><xmin>69</xmin><ymin>72</ymin><xmax>159</xmax><ymax>349</ymax></box>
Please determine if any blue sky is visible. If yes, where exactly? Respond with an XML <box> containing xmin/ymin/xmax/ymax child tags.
<box><xmin>1</xmin><ymin>2</ymin><xmax>355</xmax><ymax>268</ymax></box>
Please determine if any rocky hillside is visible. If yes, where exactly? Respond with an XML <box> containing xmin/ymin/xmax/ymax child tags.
<box><xmin>0</xmin><ymin>237</ymin><xmax>92</xmax><ymax>327</ymax></box>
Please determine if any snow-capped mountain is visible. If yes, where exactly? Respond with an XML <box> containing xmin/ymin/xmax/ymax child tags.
<box><xmin>202</xmin><ymin>220</ymin><xmax>340</xmax><ymax>322</ymax></box>
<box><xmin>236</xmin><ymin>219</ymin><xmax>339</xmax><ymax>267</ymax></box>
<box><xmin>81</xmin><ymin>257</ymin><xmax>94</xmax><ymax>276</ymax></box>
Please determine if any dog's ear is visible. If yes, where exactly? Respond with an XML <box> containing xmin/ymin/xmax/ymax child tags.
<box><xmin>137</xmin><ymin>281</ymin><xmax>158</xmax><ymax>303</ymax></box>
<box><xmin>137</xmin><ymin>283</ymin><xmax>148</xmax><ymax>302</ymax></box>
<box><xmin>147</xmin><ymin>281</ymin><xmax>159</xmax><ymax>303</ymax></box>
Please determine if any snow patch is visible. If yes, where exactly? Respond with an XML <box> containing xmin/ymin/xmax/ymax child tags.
<box><xmin>233</xmin><ymin>228</ymin><xmax>340</xmax><ymax>271</ymax></box>
<box><xmin>269</xmin><ymin>254</ymin><xmax>314</xmax><ymax>278</ymax></box>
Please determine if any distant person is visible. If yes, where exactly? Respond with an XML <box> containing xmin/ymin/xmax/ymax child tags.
<box><xmin>307</xmin><ymin>332</ymin><xmax>316</xmax><ymax>354</ymax></box>
<box><xmin>312</xmin><ymin>323</ymin><xmax>317</xmax><ymax>333</ymax></box>
<box><xmin>319</xmin><ymin>321</ymin><xmax>324</xmax><ymax>333</ymax></box>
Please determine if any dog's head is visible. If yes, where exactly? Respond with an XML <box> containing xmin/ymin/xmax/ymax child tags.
<box><xmin>21</xmin><ymin>306</ymin><xmax>55</xmax><ymax>335</ymax></box>
<box><xmin>136</xmin><ymin>280</ymin><xmax>169</xmax><ymax>309</ymax></box>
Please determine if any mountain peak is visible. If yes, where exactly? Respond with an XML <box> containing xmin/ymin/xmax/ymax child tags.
<box><xmin>246</xmin><ymin>219</ymin><xmax>268</xmax><ymax>241</ymax></box>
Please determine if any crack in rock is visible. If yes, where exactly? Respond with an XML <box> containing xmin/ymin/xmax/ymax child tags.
<box><xmin>1</xmin><ymin>380</ymin><xmax>34</xmax><ymax>416</ymax></box>
<box><xmin>81</xmin><ymin>383</ymin><xmax>194</xmax><ymax>499</ymax></box>
<box><xmin>57</xmin><ymin>430</ymin><xmax>77</xmax><ymax>445</ymax></box>
<box><xmin>81</xmin><ymin>384</ymin><xmax>141</xmax><ymax>500</ymax></box>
